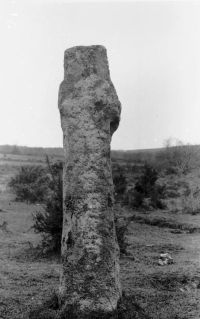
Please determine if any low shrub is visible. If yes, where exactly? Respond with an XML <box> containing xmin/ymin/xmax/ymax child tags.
<box><xmin>115</xmin><ymin>218</ymin><xmax>129</xmax><ymax>255</ymax></box>
<box><xmin>9</xmin><ymin>165</ymin><xmax>48</xmax><ymax>203</ymax></box>
<box><xmin>113</xmin><ymin>164</ymin><xmax>127</xmax><ymax>202</ymax></box>
<box><xmin>127</xmin><ymin>164</ymin><xmax>166</xmax><ymax>210</ymax></box>
<box><xmin>182</xmin><ymin>187</ymin><xmax>200</xmax><ymax>215</ymax></box>
<box><xmin>33</xmin><ymin>161</ymin><xmax>63</xmax><ymax>252</ymax></box>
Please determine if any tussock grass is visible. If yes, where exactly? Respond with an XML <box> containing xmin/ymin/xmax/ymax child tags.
<box><xmin>28</xmin><ymin>293</ymin><xmax>151</xmax><ymax>319</ymax></box>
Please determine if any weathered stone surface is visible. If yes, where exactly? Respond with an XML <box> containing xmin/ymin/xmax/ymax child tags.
<box><xmin>58</xmin><ymin>45</ymin><xmax>121</xmax><ymax>314</ymax></box>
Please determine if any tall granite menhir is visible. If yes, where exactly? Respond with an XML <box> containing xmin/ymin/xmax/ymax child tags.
<box><xmin>58</xmin><ymin>45</ymin><xmax>121</xmax><ymax>315</ymax></box>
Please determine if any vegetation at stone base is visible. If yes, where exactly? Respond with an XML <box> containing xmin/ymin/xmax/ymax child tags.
<box><xmin>28</xmin><ymin>292</ymin><xmax>150</xmax><ymax>319</ymax></box>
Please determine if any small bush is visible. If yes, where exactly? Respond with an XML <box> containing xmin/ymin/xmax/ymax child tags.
<box><xmin>134</xmin><ymin>164</ymin><xmax>158</xmax><ymax>196</ymax></box>
<box><xmin>9</xmin><ymin>165</ymin><xmax>48</xmax><ymax>203</ymax></box>
<box><xmin>33</xmin><ymin>161</ymin><xmax>63</xmax><ymax>252</ymax></box>
<box><xmin>115</xmin><ymin>218</ymin><xmax>129</xmax><ymax>255</ymax></box>
<box><xmin>113</xmin><ymin>164</ymin><xmax>127</xmax><ymax>202</ymax></box>
<box><xmin>128</xmin><ymin>164</ymin><xmax>166</xmax><ymax>210</ymax></box>
<box><xmin>182</xmin><ymin>187</ymin><xmax>200</xmax><ymax>215</ymax></box>
<box><xmin>150</xmin><ymin>187</ymin><xmax>166</xmax><ymax>209</ymax></box>
<box><xmin>125</xmin><ymin>188</ymin><xmax>144</xmax><ymax>209</ymax></box>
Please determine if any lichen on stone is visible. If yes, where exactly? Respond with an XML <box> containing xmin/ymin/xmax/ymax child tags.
<box><xmin>58</xmin><ymin>45</ymin><xmax>121</xmax><ymax>314</ymax></box>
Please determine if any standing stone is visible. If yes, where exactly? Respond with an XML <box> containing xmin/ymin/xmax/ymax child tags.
<box><xmin>58</xmin><ymin>45</ymin><xmax>121</xmax><ymax>315</ymax></box>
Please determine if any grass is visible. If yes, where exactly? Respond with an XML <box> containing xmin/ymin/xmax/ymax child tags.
<box><xmin>1</xmin><ymin>154</ymin><xmax>200</xmax><ymax>318</ymax></box>
<box><xmin>129</xmin><ymin>213</ymin><xmax>200</xmax><ymax>233</ymax></box>
<box><xmin>0</xmin><ymin>197</ymin><xmax>60</xmax><ymax>318</ymax></box>
<box><xmin>28</xmin><ymin>293</ymin><xmax>151</xmax><ymax>319</ymax></box>
<box><xmin>0</xmin><ymin>158</ymin><xmax>60</xmax><ymax>318</ymax></box>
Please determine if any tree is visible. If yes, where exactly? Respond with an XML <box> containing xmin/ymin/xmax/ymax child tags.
<box><xmin>161</xmin><ymin>138</ymin><xmax>197</xmax><ymax>174</ymax></box>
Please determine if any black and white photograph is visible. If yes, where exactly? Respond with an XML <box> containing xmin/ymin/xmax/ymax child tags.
<box><xmin>1</xmin><ymin>0</ymin><xmax>200</xmax><ymax>318</ymax></box>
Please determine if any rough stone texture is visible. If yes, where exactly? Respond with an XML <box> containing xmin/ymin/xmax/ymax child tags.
<box><xmin>58</xmin><ymin>45</ymin><xmax>121</xmax><ymax>314</ymax></box>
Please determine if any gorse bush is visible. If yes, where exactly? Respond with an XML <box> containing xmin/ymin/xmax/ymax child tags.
<box><xmin>112</xmin><ymin>164</ymin><xmax>127</xmax><ymax>203</ymax></box>
<box><xmin>112</xmin><ymin>163</ymin><xmax>166</xmax><ymax>210</ymax></box>
<box><xmin>33</xmin><ymin>160</ymin><xmax>63</xmax><ymax>252</ymax></box>
<box><xmin>134</xmin><ymin>164</ymin><xmax>158</xmax><ymax>196</ymax></box>
<box><xmin>130</xmin><ymin>164</ymin><xmax>166</xmax><ymax>209</ymax></box>
<box><xmin>9</xmin><ymin>165</ymin><xmax>48</xmax><ymax>203</ymax></box>
<box><xmin>9</xmin><ymin>160</ymin><xmax>63</xmax><ymax>252</ymax></box>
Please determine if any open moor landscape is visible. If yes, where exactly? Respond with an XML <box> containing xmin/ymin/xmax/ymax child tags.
<box><xmin>1</xmin><ymin>145</ymin><xmax>200</xmax><ymax>318</ymax></box>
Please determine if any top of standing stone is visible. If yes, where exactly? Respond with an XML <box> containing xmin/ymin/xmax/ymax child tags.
<box><xmin>64</xmin><ymin>45</ymin><xmax>106</xmax><ymax>55</ymax></box>
<box><xmin>63</xmin><ymin>45</ymin><xmax>111</xmax><ymax>82</ymax></box>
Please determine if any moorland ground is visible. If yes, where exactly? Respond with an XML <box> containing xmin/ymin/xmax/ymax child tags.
<box><xmin>1</xmin><ymin>152</ymin><xmax>200</xmax><ymax>318</ymax></box>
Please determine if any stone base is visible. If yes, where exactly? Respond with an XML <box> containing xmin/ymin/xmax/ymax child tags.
<box><xmin>27</xmin><ymin>292</ymin><xmax>150</xmax><ymax>319</ymax></box>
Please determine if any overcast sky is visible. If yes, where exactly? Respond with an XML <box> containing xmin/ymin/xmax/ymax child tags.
<box><xmin>1</xmin><ymin>0</ymin><xmax>200</xmax><ymax>150</ymax></box>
